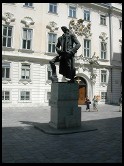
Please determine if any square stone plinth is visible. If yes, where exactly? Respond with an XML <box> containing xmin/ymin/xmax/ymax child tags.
<box><xmin>49</xmin><ymin>83</ymin><xmax>81</xmax><ymax>129</ymax></box>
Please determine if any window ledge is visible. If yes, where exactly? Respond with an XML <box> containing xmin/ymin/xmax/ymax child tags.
<box><xmin>23</xmin><ymin>5</ymin><xmax>34</xmax><ymax>9</ymax></box>
<box><xmin>84</xmin><ymin>20</ymin><xmax>91</xmax><ymax>22</ymax></box>
<box><xmin>100</xmin><ymin>83</ymin><xmax>107</xmax><ymax>87</ymax></box>
<box><xmin>48</xmin><ymin>11</ymin><xmax>58</xmax><ymax>15</ymax></box>
<box><xmin>2</xmin><ymin>79</ymin><xmax>12</xmax><ymax>84</ymax></box>
<box><xmin>18</xmin><ymin>101</ymin><xmax>32</xmax><ymax>103</ymax></box>
<box><xmin>68</xmin><ymin>16</ymin><xmax>77</xmax><ymax>19</ymax></box>
<box><xmin>2</xmin><ymin>47</ymin><xmax>15</xmax><ymax>51</ymax></box>
<box><xmin>18</xmin><ymin>49</ymin><xmax>34</xmax><ymax>53</ymax></box>
<box><xmin>19</xmin><ymin>79</ymin><xmax>32</xmax><ymax>85</ymax></box>
<box><xmin>99</xmin><ymin>24</ymin><xmax>107</xmax><ymax>26</ymax></box>
<box><xmin>99</xmin><ymin>59</ymin><xmax>109</xmax><ymax>62</ymax></box>
<box><xmin>45</xmin><ymin>52</ymin><xmax>58</xmax><ymax>56</ymax></box>
<box><xmin>2</xmin><ymin>101</ymin><xmax>11</xmax><ymax>103</ymax></box>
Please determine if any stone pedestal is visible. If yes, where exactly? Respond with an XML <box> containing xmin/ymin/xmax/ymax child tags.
<box><xmin>49</xmin><ymin>83</ymin><xmax>81</xmax><ymax>129</ymax></box>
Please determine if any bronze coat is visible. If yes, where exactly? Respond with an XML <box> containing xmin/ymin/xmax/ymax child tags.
<box><xmin>56</xmin><ymin>33</ymin><xmax>81</xmax><ymax>79</ymax></box>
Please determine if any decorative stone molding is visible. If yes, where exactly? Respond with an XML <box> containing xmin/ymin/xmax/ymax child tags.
<box><xmin>21</xmin><ymin>17</ymin><xmax>35</xmax><ymax>27</ymax></box>
<box><xmin>69</xmin><ymin>19</ymin><xmax>92</xmax><ymax>38</ymax></box>
<box><xmin>90</xmin><ymin>73</ymin><xmax>97</xmax><ymax>83</ymax></box>
<box><xmin>19</xmin><ymin>79</ymin><xmax>32</xmax><ymax>85</ymax></box>
<box><xmin>89</xmin><ymin>52</ymin><xmax>99</xmax><ymax>65</ymax></box>
<box><xmin>46</xmin><ymin>21</ymin><xmax>59</xmax><ymax>32</ymax></box>
<box><xmin>2</xmin><ymin>80</ymin><xmax>12</xmax><ymax>84</ymax></box>
<box><xmin>2</xmin><ymin>12</ymin><xmax>15</xmax><ymax>25</ymax></box>
<box><xmin>99</xmin><ymin>32</ymin><xmax>108</xmax><ymax>41</ymax></box>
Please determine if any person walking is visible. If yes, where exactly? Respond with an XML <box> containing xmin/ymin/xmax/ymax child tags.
<box><xmin>119</xmin><ymin>95</ymin><xmax>122</xmax><ymax>112</ymax></box>
<box><xmin>85</xmin><ymin>96</ymin><xmax>91</xmax><ymax>111</ymax></box>
<box><xmin>92</xmin><ymin>95</ymin><xmax>98</xmax><ymax>111</ymax></box>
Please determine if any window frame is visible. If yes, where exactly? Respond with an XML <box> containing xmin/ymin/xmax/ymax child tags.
<box><xmin>119</xmin><ymin>20</ymin><xmax>122</xmax><ymax>29</ymax></box>
<box><xmin>101</xmin><ymin>92</ymin><xmax>107</xmax><ymax>101</ymax></box>
<box><xmin>100</xmin><ymin>15</ymin><xmax>106</xmax><ymax>25</ymax></box>
<box><xmin>84</xmin><ymin>10</ymin><xmax>90</xmax><ymax>21</ymax></box>
<box><xmin>2</xmin><ymin>25</ymin><xmax>13</xmax><ymax>48</ymax></box>
<box><xmin>19</xmin><ymin>89</ymin><xmax>32</xmax><ymax>103</ymax></box>
<box><xmin>2</xmin><ymin>62</ymin><xmax>11</xmax><ymax>80</ymax></box>
<box><xmin>23</xmin><ymin>3</ymin><xmax>33</xmax><ymax>8</ymax></box>
<box><xmin>48</xmin><ymin>33</ymin><xmax>57</xmax><ymax>53</ymax></box>
<box><xmin>84</xmin><ymin>39</ymin><xmax>91</xmax><ymax>58</ymax></box>
<box><xmin>101</xmin><ymin>42</ymin><xmax>107</xmax><ymax>59</ymax></box>
<box><xmin>45</xmin><ymin>89</ymin><xmax>51</xmax><ymax>103</ymax></box>
<box><xmin>2</xmin><ymin>90</ymin><xmax>11</xmax><ymax>102</ymax></box>
<box><xmin>49</xmin><ymin>3</ymin><xmax>57</xmax><ymax>13</ymax></box>
<box><xmin>69</xmin><ymin>6</ymin><xmax>76</xmax><ymax>18</ymax></box>
<box><xmin>21</xmin><ymin>63</ymin><xmax>31</xmax><ymax>80</ymax></box>
<box><xmin>101</xmin><ymin>70</ymin><xmax>107</xmax><ymax>83</ymax></box>
<box><xmin>22</xmin><ymin>28</ymin><xmax>33</xmax><ymax>50</ymax></box>
<box><xmin>47</xmin><ymin>64</ymin><xmax>52</xmax><ymax>81</ymax></box>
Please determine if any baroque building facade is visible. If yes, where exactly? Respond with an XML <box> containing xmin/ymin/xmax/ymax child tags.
<box><xmin>2</xmin><ymin>3</ymin><xmax>122</xmax><ymax>107</ymax></box>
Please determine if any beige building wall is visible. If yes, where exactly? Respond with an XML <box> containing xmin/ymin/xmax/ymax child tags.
<box><xmin>2</xmin><ymin>3</ymin><xmax>122</xmax><ymax>107</ymax></box>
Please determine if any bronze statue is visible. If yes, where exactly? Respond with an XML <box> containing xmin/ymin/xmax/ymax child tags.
<box><xmin>49</xmin><ymin>26</ymin><xmax>81</xmax><ymax>83</ymax></box>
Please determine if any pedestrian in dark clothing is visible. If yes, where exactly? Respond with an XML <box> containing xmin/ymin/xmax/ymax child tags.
<box><xmin>85</xmin><ymin>96</ymin><xmax>91</xmax><ymax>111</ymax></box>
<box><xmin>119</xmin><ymin>95</ymin><xmax>122</xmax><ymax>112</ymax></box>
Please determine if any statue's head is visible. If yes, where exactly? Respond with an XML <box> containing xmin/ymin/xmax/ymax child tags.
<box><xmin>61</xmin><ymin>26</ymin><xmax>69</xmax><ymax>33</ymax></box>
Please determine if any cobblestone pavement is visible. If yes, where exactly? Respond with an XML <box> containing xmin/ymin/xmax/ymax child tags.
<box><xmin>2</xmin><ymin>104</ymin><xmax>122</xmax><ymax>163</ymax></box>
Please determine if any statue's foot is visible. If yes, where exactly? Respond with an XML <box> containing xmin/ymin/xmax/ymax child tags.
<box><xmin>51</xmin><ymin>75</ymin><xmax>58</xmax><ymax>83</ymax></box>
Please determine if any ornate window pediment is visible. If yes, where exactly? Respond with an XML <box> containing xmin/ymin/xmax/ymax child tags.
<box><xmin>21</xmin><ymin>17</ymin><xmax>35</xmax><ymax>27</ymax></box>
<box><xmin>2</xmin><ymin>12</ymin><xmax>15</xmax><ymax>25</ymax></box>
<box><xmin>99</xmin><ymin>32</ymin><xmax>108</xmax><ymax>41</ymax></box>
<box><xmin>46</xmin><ymin>21</ymin><xmax>59</xmax><ymax>32</ymax></box>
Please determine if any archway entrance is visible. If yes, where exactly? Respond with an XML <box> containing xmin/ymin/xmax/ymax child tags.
<box><xmin>75</xmin><ymin>76</ymin><xmax>87</xmax><ymax>105</ymax></box>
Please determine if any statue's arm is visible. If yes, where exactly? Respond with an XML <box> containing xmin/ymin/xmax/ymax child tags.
<box><xmin>56</xmin><ymin>38</ymin><xmax>61</xmax><ymax>54</ymax></box>
<box><xmin>71</xmin><ymin>34</ymin><xmax>81</xmax><ymax>54</ymax></box>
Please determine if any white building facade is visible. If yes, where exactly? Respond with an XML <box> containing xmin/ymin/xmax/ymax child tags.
<box><xmin>2</xmin><ymin>3</ymin><xmax>122</xmax><ymax>107</ymax></box>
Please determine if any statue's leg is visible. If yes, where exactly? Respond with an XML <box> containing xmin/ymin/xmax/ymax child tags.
<box><xmin>49</xmin><ymin>56</ymin><xmax>59</xmax><ymax>82</ymax></box>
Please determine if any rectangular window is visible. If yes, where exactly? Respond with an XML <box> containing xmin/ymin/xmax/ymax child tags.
<box><xmin>69</xmin><ymin>6</ymin><xmax>76</xmax><ymax>18</ymax></box>
<box><xmin>84</xmin><ymin>39</ymin><xmax>91</xmax><ymax>57</ymax></box>
<box><xmin>100</xmin><ymin>15</ymin><xmax>106</xmax><ymax>25</ymax></box>
<box><xmin>49</xmin><ymin>3</ymin><xmax>57</xmax><ymax>13</ymax></box>
<box><xmin>84</xmin><ymin>10</ymin><xmax>90</xmax><ymax>21</ymax></box>
<box><xmin>20</xmin><ymin>91</ymin><xmax>30</xmax><ymax>100</ymax></box>
<box><xmin>21</xmin><ymin>64</ymin><xmax>30</xmax><ymax>79</ymax></box>
<box><xmin>48</xmin><ymin>33</ymin><xmax>57</xmax><ymax>53</ymax></box>
<box><xmin>2</xmin><ymin>91</ymin><xmax>10</xmax><ymax>101</ymax></box>
<box><xmin>2</xmin><ymin>25</ymin><xmax>12</xmax><ymax>47</ymax></box>
<box><xmin>101</xmin><ymin>92</ymin><xmax>107</xmax><ymax>100</ymax></box>
<box><xmin>101</xmin><ymin>42</ymin><xmax>107</xmax><ymax>59</ymax></box>
<box><xmin>2</xmin><ymin>63</ymin><xmax>10</xmax><ymax>79</ymax></box>
<box><xmin>119</xmin><ymin>20</ymin><xmax>122</xmax><ymax>29</ymax></box>
<box><xmin>47</xmin><ymin>92</ymin><xmax>51</xmax><ymax>101</ymax></box>
<box><xmin>22</xmin><ymin>28</ymin><xmax>32</xmax><ymax>50</ymax></box>
<box><xmin>47</xmin><ymin>64</ymin><xmax>52</xmax><ymax>80</ymax></box>
<box><xmin>24</xmin><ymin>3</ymin><xmax>33</xmax><ymax>7</ymax></box>
<box><xmin>101</xmin><ymin>70</ymin><xmax>107</xmax><ymax>83</ymax></box>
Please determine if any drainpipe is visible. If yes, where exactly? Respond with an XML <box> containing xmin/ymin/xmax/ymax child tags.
<box><xmin>108</xmin><ymin>5</ymin><xmax>113</xmax><ymax>95</ymax></box>
<box><xmin>108</xmin><ymin>4</ymin><xmax>113</xmax><ymax>103</ymax></box>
